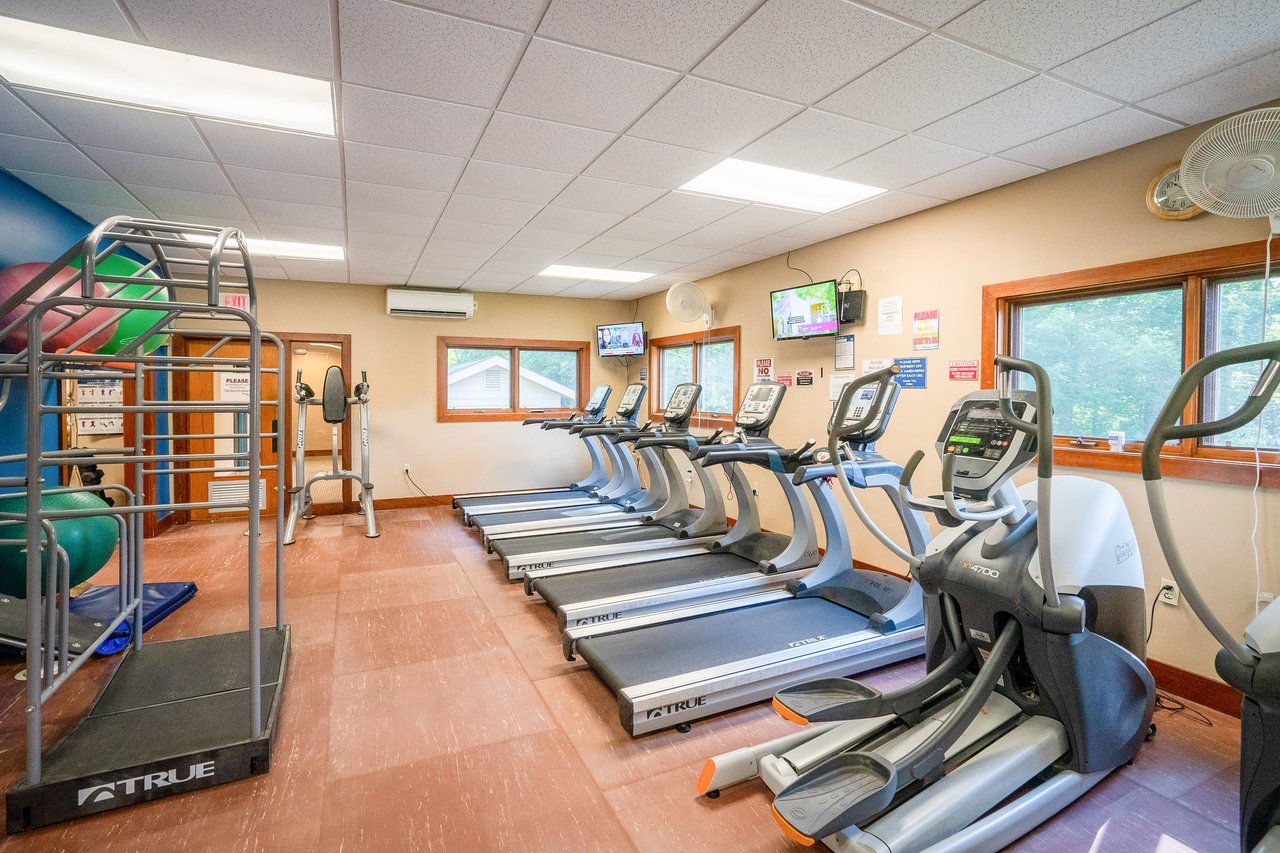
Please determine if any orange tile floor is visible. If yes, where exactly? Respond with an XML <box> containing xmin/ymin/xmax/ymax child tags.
<box><xmin>0</xmin><ymin>507</ymin><xmax>1242</xmax><ymax>851</ymax></box>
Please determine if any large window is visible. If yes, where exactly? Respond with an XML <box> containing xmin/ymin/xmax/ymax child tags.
<box><xmin>984</xmin><ymin>241</ymin><xmax>1278</xmax><ymax>486</ymax></box>
<box><xmin>437</xmin><ymin>336</ymin><xmax>589</xmax><ymax>422</ymax></box>
<box><xmin>649</xmin><ymin>326</ymin><xmax>740</xmax><ymax>426</ymax></box>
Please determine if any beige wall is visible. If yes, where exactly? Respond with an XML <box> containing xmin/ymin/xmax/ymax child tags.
<box><xmin>251</xmin><ymin>282</ymin><xmax>630</xmax><ymax>500</ymax></box>
<box><xmin>632</xmin><ymin>119</ymin><xmax>1276</xmax><ymax>681</ymax></box>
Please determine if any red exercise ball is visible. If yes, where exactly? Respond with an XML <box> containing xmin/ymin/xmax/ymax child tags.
<box><xmin>0</xmin><ymin>263</ymin><xmax>117</xmax><ymax>354</ymax></box>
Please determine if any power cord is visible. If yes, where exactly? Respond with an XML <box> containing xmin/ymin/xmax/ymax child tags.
<box><xmin>786</xmin><ymin>251</ymin><xmax>814</xmax><ymax>284</ymax></box>
<box><xmin>1146</xmin><ymin>580</ymin><xmax>1214</xmax><ymax>727</ymax></box>
<box><xmin>405</xmin><ymin>469</ymin><xmax>428</xmax><ymax>498</ymax></box>
<box><xmin>1145</xmin><ymin>582</ymin><xmax>1174</xmax><ymax>644</ymax></box>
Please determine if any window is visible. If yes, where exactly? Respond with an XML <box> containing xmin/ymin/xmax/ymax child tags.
<box><xmin>648</xmin><ymin>326</ymin><xmax>740</xmax><ymax>426</ymax></box>
<box><xmin>984</xmin><ymin>241</ymin><xmax>1278</xmax><ymax>486</ymax></box>
<box><xmin>437</xmin><ymin>337</ymin><xmax>589</xmax><ymax>423</ymax></box>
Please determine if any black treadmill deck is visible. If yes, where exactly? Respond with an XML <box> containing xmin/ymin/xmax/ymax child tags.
<box><xmin>495</xmin><ymin>523</ymin><xmax>677</xmax><ymax>560</ymax></box>
<box><xmin>470</xmin><ymin>502</ymin><xmax>625</xmax><ymax>531</ymax></box>
<box><xmin>457</xmin><ymin>488</ymin><xmax>588</xmax><ymax>513</ymax></box>
<box><xmin>535</xmin><ymin>551</ymin><xmax>756</xmax><ymax>611</ymax></box>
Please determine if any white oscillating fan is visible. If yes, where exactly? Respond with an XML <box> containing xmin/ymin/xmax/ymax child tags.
<box><xmin>1180</xmin><ymin>107</ymin><xmax>1280</xmax><ymax>235</ymax></box>
<box><xmin>666</xmin><ymin>280</ymin><xmax>714</xmax><ymax>328</ymax></box>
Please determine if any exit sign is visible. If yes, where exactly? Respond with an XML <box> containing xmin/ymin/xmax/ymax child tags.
<box><xmin>220</xmin><ymin>291</ymin><xmax>249</xmax><ymax>312</ymax></box>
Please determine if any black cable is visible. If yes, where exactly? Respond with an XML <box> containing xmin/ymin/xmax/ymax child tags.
<box><xmin>1155</xmin><ymin>690</ymin><xmax>1214</xmax><ymax>727</ymax></box>
<box><xmin>786</xmin><ymin>251</ymin><xmax>814</xmax><ymax>284</ymax></box>
<box><xmin>1145</xmin><ymin>589</ymin><xmax>1163</xmax><ymax>644</ymax></box>
<box><xmin>841</xmin><ymin>268</ymin><xmax>862</xmax><ymax>289</ymax></box>
<box><xmin>405</xmin><ymin>470</ymin><xmax>428</xmax><ymax>498</ymax></box>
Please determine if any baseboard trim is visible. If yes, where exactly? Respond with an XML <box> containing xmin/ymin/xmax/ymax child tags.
<box><xmin>1147</xmin><ymin>658</ymin><xmax>1241</xmax><ymax>718</ymax></box>
<box><xmin>374</xmin><ymin>495</ymin><xmax>452</xmax><ymax>509</ymax></box>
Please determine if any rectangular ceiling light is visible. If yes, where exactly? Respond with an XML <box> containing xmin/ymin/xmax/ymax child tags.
<box><xmin>185</xmin><ymin>234</ymin><xmax>345</xmax><ymax>260</ymax></box>
<box><xmin>0</xmin><ymin>16</ymin><xmax>335</xmax><ymax>134</ymax></box>
<box><xmin>538</xmin><ymin>264</ymin><xmax>653</xmax><ymax>283</ymax></box>
<box><xmin>679</xmin><ymin>158</ymin><xmax>884</xmax><ymax>213</ymax></box>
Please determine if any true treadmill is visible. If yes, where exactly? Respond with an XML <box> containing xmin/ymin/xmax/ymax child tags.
<box><xmin>570</xmin><ymin>367</ymin><xmax>934</xmax><ymax>735</ymax></box>
<box><xmin>452</xmin><ymin>383</ymin><xmax>613</xmax><ymax>517</ymax></box>
<box><xmin>491</xmin><ymin>383</ymin><xmax>732</xmax><ymax>580</ymax></box>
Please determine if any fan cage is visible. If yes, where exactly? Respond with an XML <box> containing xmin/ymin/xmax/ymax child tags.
<box><xmin>1181</xmin><ymin>107</ymin><xmax>1280</xmax><ymax>219</ymax></box>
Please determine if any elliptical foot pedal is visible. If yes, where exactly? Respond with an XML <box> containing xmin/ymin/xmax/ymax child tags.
<box><xmin>773</xmin><ymin>678</ymin><xmax>882</xmax><ymax>724</ymax></box>
<box><xmin>771</xmin><ymin>751</ymin><xmax>897</xmax><ymax>843</ymax></box>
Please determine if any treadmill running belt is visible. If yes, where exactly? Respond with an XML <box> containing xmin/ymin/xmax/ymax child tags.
<box><xmin>457</xmin><ymin>489</ymin><xmax>588</xmax><ymax>511</ymax></box>
<box><xmin>535</xmin><ymin>551</ymin><xmax>755</xmax><ymax>610</ymax></box>
<box><xmin>471</xmin><ymin>502</ymin><xmax>623</xmax><ymax>529</ymax></box>
<box><xmin>577</xmin><ymin>598</ymin><xmax>870</xmax><ymax>691</ymax></box>
<box><xmin>496</xmin><ymin>524</ymin><xmax>675</xmax><ymax>559</ymax></box>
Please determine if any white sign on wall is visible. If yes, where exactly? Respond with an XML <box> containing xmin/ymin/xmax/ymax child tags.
<box><xmin>75</xmin><ymin>377</ymin><xmax>123</xmax><ymax>435</ymax></box>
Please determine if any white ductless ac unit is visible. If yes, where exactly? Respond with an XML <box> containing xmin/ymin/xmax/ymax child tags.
<box><xmin>385</xmin><ymin>288</ymin><xmax>475</xmax><ymax>319</ymax></box>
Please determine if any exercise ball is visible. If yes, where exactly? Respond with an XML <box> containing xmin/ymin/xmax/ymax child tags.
<box><xmin>0</xmin><ymin>263</ymin><xmax>116</xmax><ymax>354</ymax></box>
<box><xmin>0</xmin><ymin>491</ymin><xmax>118</xmax><ymax>598</ymax></box>
<box><xmin>69</xmin><ymin>255</ymin><xmax>171</xmax><ymax>355</ymax></box>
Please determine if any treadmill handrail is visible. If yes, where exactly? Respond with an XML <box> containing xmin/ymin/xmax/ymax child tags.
<box><xmin>633</xmin><ymin>430</ymin><xmax>722</xmax><ymax>451</ymax></box>
<box><xmin>699</xmin><ymin>442</ymin><xmax>814</xmax><ymax>470</ymax></box>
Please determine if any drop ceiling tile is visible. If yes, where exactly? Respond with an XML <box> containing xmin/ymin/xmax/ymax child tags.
<box><xmin>347</xmin><ymin>246</ymin><xmax>425</xmax><ymax>267</ymax></box>
<box><xmin>555</xmin><ymin>253</ymin><xmax>634</xmax><ymax>268</ymax></box>
<box><xmin>906</xmin><ymin>156</ymin><xmax>1042</xmax><ymax>200</ymax></box>
<box><xmin>125</xmin><ymin>0</ymin><xmax>334</xmax><ymax>76</ymax></box>
<box><xmin>345</xmin><ymin>231</ymin><xmax>417</xmax><ymax>251</ymax></box>
<box><xmin>671</xmin><ymin>225</ymin><xmax>755</xmax><ymax>251</ymax></box>
<box><xmin>441</xmin><ymin>194</ymin><xmax>542</xmax><ymax>227</ymax></box>
<box><xmin>917</xmin><ymin>76</ymin><xmax>1117</xmax><ymax>154</ymax></box>
<box><xmin>624</xmin><ymin>259</ymin><xmax>682</xmax><ymax>274</ymax></box>
<box><xmin>349</xmin><ymin>259</ymin><xmax>415</xmax><ymax>275</ymax></box>
<box><xmin>461</xmin><ymin>280</ymin><xmax>518</xmax><ymax>293</ymax></box>
<box><xmin>537</xmin><ymin>0</ymin><xmax>756</xmax><ymax>69</ymax></box>
<box><xmin>254</xmin><ymin>224</ymin><xmax>346</xmax><ymax>245</ymax></box>
<box><xmin>337</xmin><ymin>0</ymin><xmax>524</xmax><ymax>104</ymax></box>
<box><xmin>640</xmin><ymin>243</ymin><xmax>720</xmax><ymax>264</ymax></box>
<box><xmin>456</xmin><ymin>160</ymin><xmax>576</xmax><ymax>204</ymax></box>
<box><xmin>63</xmin><ymin>202</ymin><xmax>154</xmax><ymax>224</ymax></box>
<box><xmin>827</xmin><ymin>135</ymin><xmax>983</xmax><ymax>190</ymax></box>
<box><xmin>526</xmin><ymin>206</ymin><xmax>627</xmax><ymax>235</ymax></box>
<box><xmin>468</xmin><ymin>274</ymin><xmax>529</xmax><ymax>286</ymax></box>
<box><xmin>835</xmin><ymin>190</ymin><xmax>946</xmax><ymax>223</ymax></box>
<box><xmin>859</xmin><ymin>0</ymin><xmax>981</xmax><ymax>27</ymax></box>
<box><xmin>1000</xmin><ymin>108</ymin><xmax>1181</xmax><ymax>170</ymax></box>
<box><xmin>576</xmin><ymin>236</ymin><xmax>660</xmax><ymax>257</ymax></box>
<box><xmin>629</xmin><ymin>77</ymin><xmax>798</xmax><ymax>154</ymax></box>
<box><xmin>738</xmin><ymin>110</ymin><xmax>901</xmax><ymax>172</ymax></box>
<box><xmin>551</xmin><ymin>177</ymin><xmax>665</xmax><ymax>215</ymax></box>
<box><xmin>819</xmin><ymin>35</ymin><xmax>1032</xmax><ymax>132</ymax></box>
<box><xmin>350</xmin><ymin>272</ymin><xmax>409</xmax><ymax>285</ymax></box>
<box><xmin>701</xmin><ymin>249</ymin><xmax>767</xmax><ymax>269</ymax></box>
<box><xmin>711</xmin><ymin>205</ymin><xmax>816</xmax><ymax>232</ymax></box>
<box><xmin>509</xmin><ymin>281</ymin><xmax>573</xmax><ymax>295</ymax></box>
<box><xmin>415</xmin><ymin>256</ymin><xmax>484</xmax><ymax>274</ymax></box>
<box><xmin>584</xmin><ymin>137</ymin><xmax>721</xmax><ymax>188</ymax></box>
<box><xmin>1140</xmin><ymin>49</ymin><xmax>1280</xmax><ymax>125</ymax></box>
<box><xmin>695</xmin><ymin>0</ymin><xmax>924</xmax><ymax>103</ymax></box>
<box><xmin>341</xmin><ymin>85</ymin><xmax>489</xmax><ymax>155</ymax></box>
<box><xmin>86</xmin><ymin>147</ymin><xmax>234</xmax><ymax>195</ymax></box>
<box><xmin>196</xmin><ymin>119</ymin><xmax>340</xmax><ymax>178</ymax></box>
<box><xmin>424</xmin><ymin>238</ymin><xmax>495</xmax><ymax>258</ymax></box>
<box><xmin>507</xmin><ymin>228</ymin><xmax>590</xmax><ymax>251</ymax></box>
<box><xmin>943</xmin><ymin>0</ymin><xmax>1188</xmax><ymax>70</ymax></box>
<box><xmin>0</xmin><ymin>1</ymin><xmax>137</xmax><ymax>39</ymax></box>
<box><xmin>1055</xmin><ymin>0</ymin><xmax>1280</xmax><ymax>102</ymax></box>
<box><xmin>431</xmin><ymin>219</ymin><xmax>520</xmax><ymax>244</ymax></box>
<box><xmin>408</xmin><ymin>272</ymin><xmax>468</xmax><ymax>287</ymax></box>
<box><xmin>779</xmin><ymin>216</ymin><xmax>868</xmax><ymax>242</ymax></box>
<box><xmin>479</xmin><ymin>260</ymin><xmax>546</xmax><ymax>276</ymax></box>
<box><xmin>404</xmin><ymin>0</ymin><xmax>544</xmax><ymax>29</ymax></box>
<box><xmin>636</xmin><ymin>192</ymin><xmax>746</xmax><ymax>226</ymax></box>
<box><xmin>0</xmin><ymin>86</ymin><xmax>58</xmax><ymax>139</ymax></box>
<box><xmin>491</xmin><ymin>245</ymin><xmax>565</xmax><ymax>265</ymax></box>
<box><xmin>18</xmin><ymin>91</ymin><xmax>211</xmax><ymax>160</ymax></box>
<box><xmin>556</xmin><ymin>281</ymin><xmax>626</xmax><ymax>297</ymax></box>
<box><xmin>244</xmin><ymin>198</ymin><xmax>346</xmax><ymax>229</ymax></box>
<box><xmin>672</xmin><ymin>264</ymin><xmax>723</xmax><ymax>278</ymax></box>
<box><xmin>346</xmin><ymin>208</ymin><xmax>437</xmax><ymax>236</ymax></box>
<box><xmin>499</xmin><ymin>38</ymin><xmax>677</xmax><ymax>132</ymax></box>
<box><xmin>345</xmin><ymin>181</ymin><xmax>450</xmax><ymax>218</ymax></box>
<box><xmin>224</xmin><ymin>165</ymin><xmax>342</xmax><ymax>207</ymax></box>
<box><xmin>121</xmin><ymin>184</ymin><xmax>249</xmax><ymax>219</ymax></box>
<box><xmin>0</xmin><ymin>134</ymin><xmax>108</xmax><ymax>179</ymax></box>
<box><xmin>733</xmin><ymin>234</ymin><xmax>812</xmax><ymax>256</ymax></box>
<box><xmin>343</xmin><ymin>142</ymin><xmax>466</xmax><ymax>191</ymax></box>
<box><xmin>278</xmin><ymin>259</ymin><xmax>350</xmax><ymax>282</ymax></box>
<box><xmin>472</xmin><ymin>112</ymin><xmax>614</xmax><ymax>172</ymax></box>
<box><xmin>604</xmin><ymin>217</ymin><xmax>697</xmax><ymax>243</ymax></box>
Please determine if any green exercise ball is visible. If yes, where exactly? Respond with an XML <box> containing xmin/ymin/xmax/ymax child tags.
<box><xmin>0</xmin><ymin>491</ymin><xmax>119</xmax><ymax>598</ymax></box>
<box><xmin>69</xmin><ymin>255</ymin><xmax>171</xmax><ymax>355</ymax></box>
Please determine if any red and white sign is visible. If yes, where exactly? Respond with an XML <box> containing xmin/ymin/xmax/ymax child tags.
<box><xmin>777</xmin><ymin>373</ymin><xmax>793</xmax><ymax>386</ymax></box>
<box><xmin>754</xmin><ymin>357</ymin><xmax>774</xmax><ymax>382</ymax></box>
<box><xmin>796</xmin><ymin>370</ymin><xmax>814</xmax><ymax>386</ymax></box>
<box><xmin>948</xmin><ymin>360</ymin><xmax>979</xmax><ymax>381</ymax></box>
<box><xmin>220</xmin><ymin>291</ymin><xmax>249</xmax><ymax>312</ymax></box>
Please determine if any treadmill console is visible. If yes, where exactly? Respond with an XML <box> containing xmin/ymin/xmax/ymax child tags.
<box><xmin>662</xmin><ymin>383</ymin><xmax>701</xmax><ymax>426</ymax></box>
<box><xmin>585</xmin><ymin>384</ymin><xmax>611</xmax><ymax>415</ymax></box>
<box><xmin>735</xmin><ymin>382</ymin><xmax>786</xmax><ymax>435</ymax></box>
<box><xmin>615</xmin><ymin>383</ymin><xmax>647</xmax><ymax>419</ymax></box>
<box><xmin>935</xmin><ymin>391</ymin><xmax>1038</xmax><ymax>500</ymax></box>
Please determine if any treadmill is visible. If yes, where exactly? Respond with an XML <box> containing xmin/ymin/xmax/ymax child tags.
<box><xmin>491</xmin><ymin>383</ymin><xmax>732</xmax><ymax>581</ymax></box>
<box><xmin>571</xmin><ymin>368</ymin><xmax>934</xmax><ymax>735</ymax></box>
<box><xmin>452</xmin><ymin>383</ymin><xmax>613</xmax><ymax>517</ymax></box>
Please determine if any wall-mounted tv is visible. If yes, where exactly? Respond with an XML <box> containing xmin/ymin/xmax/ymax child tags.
<box><xmin>771</xmin><ymin>280</ymin><xmax>839</xmax><ymax>340</ymax></box>
<box><xmin>597</xmin><ymin>321</ymin><xmax>646</xmax><ymax>357</ymax></box>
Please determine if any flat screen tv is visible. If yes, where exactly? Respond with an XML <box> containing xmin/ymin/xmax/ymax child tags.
<box><xmin>771</xmin><ymin>280</ymin><xmax>839</xmax><ymax>340</ymax></box>
<box><xmin>597</xmin><ymin>321</ymin><xmax>646</xmax><ymax>357</ymax></box>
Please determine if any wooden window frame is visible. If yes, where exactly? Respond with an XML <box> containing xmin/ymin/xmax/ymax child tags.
<box><xmin>647</xmin><ymin>326</ymin><xmax>742</xmax><ymax>429</ymax></box>
<box><xmin>437</xmin><ymin>336</ymin><xmax>590</xmax><ymax>423</ymax></box>
<box><xmin>982</xmin><ymin>240</ymin><xmax>1278</xmax><ymax>488</ymax></box>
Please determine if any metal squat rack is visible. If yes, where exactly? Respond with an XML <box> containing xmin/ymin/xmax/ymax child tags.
<box><xmin>0</xmin><ymin>217</ymin><xmax>289</xmax><ymax>832</ymax></box>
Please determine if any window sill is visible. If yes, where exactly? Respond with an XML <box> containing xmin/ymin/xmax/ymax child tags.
<box><xmin>438</xmin><ymin>409</ymin><xmax>576</xmax><ymax>424</ymax></box>
<box><xmin>1053</xmin><ymin>445</ymin><xmax>1280</xmax><ymax>488</ymax></box>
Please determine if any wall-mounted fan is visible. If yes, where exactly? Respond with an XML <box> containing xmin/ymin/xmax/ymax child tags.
<box><xmin>666</xmin><ymin>280</ymin><xmax>714</xmax><ymax>328</ymax></box>
<box><xmin>1180</xmin><ymin>107</ymin><xmax>1280</xmax><ymax>235</ymax></box>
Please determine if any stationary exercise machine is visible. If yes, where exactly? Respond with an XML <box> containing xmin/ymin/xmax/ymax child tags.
<box><xmin>283</xmin><ymin>365</ymin><xmax>377</xmax><ymax>544</ymax></box>
<box><xmin>707</xmin><ymin>357</ymin><xmax>1155</xmax><ymax>852</ymax></box>
<box><xmin>451</xmin><ymin>383</ymin><xmax>613</xmax><ymax>516</ymax></box>
<box><xmin>1143</xmin><ymin>340</ymin><xmax>1280</xmax><ymax>853</ymax></box>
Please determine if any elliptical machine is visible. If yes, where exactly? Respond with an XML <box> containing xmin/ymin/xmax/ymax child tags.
<box><xmin>284</xmin><ymin>365</ymin><xmax>377</xmax><ymax>544</ymax></box>
<box><xmin>1143</xmin><ymin>340</ymin><xmax>1280</xmax><ymax>853</ymax></box>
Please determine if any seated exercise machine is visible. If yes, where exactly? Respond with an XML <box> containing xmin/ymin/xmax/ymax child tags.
<box><xmin>1142</xmin><ymin>340</ymin><xmax>1280</xmax><ymax>853</ymax></box>
<box><xmin>283</xmin><ymin>365</ymin><xmax>377</xmax><ymax>544</ymax></box>
<box><xmin>452</xmin><ymin>383</ymin><xmax>613</xmax><ymax>516</ymax></box>
<box><xmin>704</xmin><ymin>357</ymin><xmax>1156</xmax><ymax>852</ymax></box>
<box><xmin>492</xmin><ymin>383</ymin><xmax>731</xmax><ymax>580</ymax></box>
<box><xmin>567</xmin><ymin>368</ymin><xmax>933</xmax><ymax>735</ymax></box>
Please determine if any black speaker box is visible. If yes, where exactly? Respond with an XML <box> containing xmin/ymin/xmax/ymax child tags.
<box><xmin>839</xmin><ymin>289</ymin><xmax>865</xmax><ymax>325</ymax></box>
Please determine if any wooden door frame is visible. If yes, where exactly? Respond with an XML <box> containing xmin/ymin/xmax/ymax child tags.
<box><xmin>274</xmin><ymin>331</ymin><xmax>355</xmax><ymax>514</ymax></box>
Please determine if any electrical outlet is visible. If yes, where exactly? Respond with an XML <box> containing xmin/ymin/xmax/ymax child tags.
<box><xmin>403</xmin><ymin>464</ymin><xmax>411</xmax><ymax>474</ymax></box>
<box><xmin>1159</xmin><ymin>580</ymin><xmax>1180</xmax><ymax>606</ymax></box>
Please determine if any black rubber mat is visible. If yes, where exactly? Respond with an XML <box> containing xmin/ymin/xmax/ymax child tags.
<box><xmin>495</xmin><ymin>524</ymin><xmax>674</xmax><ymax>559</ymax></box>
<box><xmin>536</xmin><ymin>552</ymin><xmax>755</xmax><ymax>610</ymax></box>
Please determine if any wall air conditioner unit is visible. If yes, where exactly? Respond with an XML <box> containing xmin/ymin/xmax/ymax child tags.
<box><xmin>385</xmin><ymin>288</ymin><xmax>475</xmax><ymax>319</ymax></box>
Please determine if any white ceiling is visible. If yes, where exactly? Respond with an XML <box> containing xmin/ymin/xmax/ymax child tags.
<box><xmin>0</xmin><ymin>0</ymin><xmax>1277</xmax><ymax>299</ymax></box>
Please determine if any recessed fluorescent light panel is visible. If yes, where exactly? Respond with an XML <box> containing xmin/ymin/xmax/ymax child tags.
<box><xmin>0</xmin><ymin>16</ymin><xmax>335</xmax><ymax>134</ymax></box>
<box><xmin>538</xmin><ymin>265</ymin><xmax>653</xmax><ymax>283</ymax></box>
<box><xmin>679</xmin><ymin>158</ymin><xmax>884</xmax><ymax>213</ymax></box>
<box><xmin>185</xmin><ymin>234</ymin><xmax>345</xmax><ymax>260</ymax></box>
